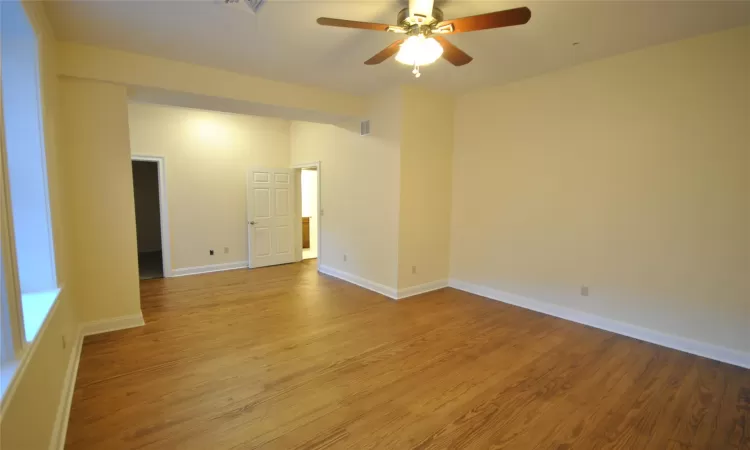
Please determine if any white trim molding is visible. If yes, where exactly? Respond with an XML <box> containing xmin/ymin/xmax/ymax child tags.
<box><xmin>51</xmin><ymin>313</ymin><xmax>147</xmax><ymax>449</ymax></box>
<box><xmin>397</xmin><ymin>280</ymin><xmax>449</xmax><ymax>300</ymax></box>
<box><xmin>290</xmin><ymin>162</ymin><xmax>322</xmax><ymax>169</ymax></box>
<box><xmin>170</xmin><ymin>261</ymin><xmax>248</xmax><ymax>278</ymax></box>
<box><xmin>449</xmin><ymin>279</ymin><xmax>750</xmax><ymax>369</ymax></box>
<box><xmin>81</xmin><ymin>314</ymin><xmax>145</xmax><ymax>337</ymax></box>
<box><xmin>318</xmin><ymin>266</ymin><xmax>449</xmax><ymax>301</ymax></box>
<box><xmin>49</xmin><ymin>328</ymin><xmax>83</xmax><ymax>450</ymax></box>
<box><xmin>319</xmin><ymin>265</ymin><xmax>398</xmax><ymax>299</ymax></box>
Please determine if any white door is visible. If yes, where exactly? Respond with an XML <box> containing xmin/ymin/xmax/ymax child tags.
<box><xmin>246</xmin><ymin>168</ymin><xmax>295</xmax><ymax>268</ymax></box>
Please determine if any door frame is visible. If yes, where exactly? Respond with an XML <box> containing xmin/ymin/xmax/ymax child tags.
<box><xmin>131</xmin><ymin>155</ymin><xmax>172</xmax><ymax>278</ymax></box>
<box><xmin>291</xmin><ymin>161</ymin><xmax>321</xmax><ymax>271</ymax></box>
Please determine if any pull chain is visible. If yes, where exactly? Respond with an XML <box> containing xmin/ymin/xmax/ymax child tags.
<box><xmin>412</xmin><ymin>62</ymin><xmax>421</xmax><ymax>78</ymax></box>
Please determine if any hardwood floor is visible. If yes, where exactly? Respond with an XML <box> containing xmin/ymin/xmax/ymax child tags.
<box><xmin>66</xmin><ymin>260</ymin><xmax>749</xmax><ymax>449</ymax></box>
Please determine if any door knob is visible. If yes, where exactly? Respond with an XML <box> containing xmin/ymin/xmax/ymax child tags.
<box><xmin>249</xmin><ymin>221</ymin><xmax>257</xmax><ymax>225</ymax></box>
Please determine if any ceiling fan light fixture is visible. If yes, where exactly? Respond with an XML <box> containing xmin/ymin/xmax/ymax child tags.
<box><xmin>395</xmin><ymin>35</ymin><xmax>443</xmax><ymax>66</ymax></box>
<box><xmin>317</xmin><ymin>5</ymin><xmax>532</xmax><ymax>74</ymax></box>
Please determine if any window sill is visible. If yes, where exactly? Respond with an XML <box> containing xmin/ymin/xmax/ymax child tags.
<box><xmin>21</xmin><ymin>288</ymin><xmax>60</xmax><ymax>341</ymax></box>
<box><xmin>0</xmin><ymin>288</ymin><xmax>61</xmax><ymax>410</ymax></box>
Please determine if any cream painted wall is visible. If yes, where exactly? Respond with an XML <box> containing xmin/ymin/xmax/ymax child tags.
<box><xmin>301</xmin><ymin>169</ymin><xmax>318</xmax><ymax>258</ymax></box>
<box><xmin>59</xmin><ymin>78</ymin><xmax>141</xmax><ymax>323</ymax></box>
<box><xmin>451</xmin><ymin>26</ymin><xmax>750</xmax><ymax>353</ymax></box>
<box><xmin>290</xmin><ymin>89</ymin><xmax>402</xmax><ymax>289</ymax></box>
<box><xmin>56</xmin><ymin>42</ymin><xmax>367</xmax><ymax>120</ymax></box>
<box><xmin>1</xmin><ymin>3</ymin><xmax>80</xmax><ymax>450</ymax></box>
<box><xmin>128</xmin><ymin>103</ymin><xmax>291</xmax><ymax>270</ymax></box>
<box><xmin>397</xmin><ymin>86</ymin><xmax>454</xmax><ymax>289</ymax></box>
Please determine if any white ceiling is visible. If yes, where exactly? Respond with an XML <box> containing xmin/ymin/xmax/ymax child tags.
<box><xmin>45</xmin><ymin>0</ymin><xmax>750</xmax><ymax>95</ymax></box>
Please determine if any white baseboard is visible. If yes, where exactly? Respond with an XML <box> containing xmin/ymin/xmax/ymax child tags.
<box><xmin>81</xmin><ymin>313</ymin><xmax>145</xmax><ymax>337</ymax></box>
<box><xmin>317</xmin><ymin>266</ymin><xmax>449</xmax><ymax>301</ymax></box>
<box><xmin>49</xmin><ymin>328</ymin><xmax>84</xmax><ymax>450</ymax></box>
<box><xmin>50</xmin><ymin>313</ymin><xmax>146</xmax><ymax>449</ymax></box>
<box><xmin>397</xmin><ymin>279</ymin><xmax>449</xmax><ymax>300</ymax></box>
<box><xmin>449</xmin><ymin>279</ymin><xmax>750</xmax><ymax>369</ymax></box>
<box><xmin>170</xmin><ymin>261</ymin><xmax>248</xmax><ymax>277</ymax></box>
<box><xmin>319</xmin><ymin>265</ymin><xmax>398</xmax><ymax>299</ymax></box>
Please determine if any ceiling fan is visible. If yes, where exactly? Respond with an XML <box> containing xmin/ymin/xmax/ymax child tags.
<box><xmin>316</xmin><ymin>0</ymin><xmax>531</xmax><ymax>78</ymax></box>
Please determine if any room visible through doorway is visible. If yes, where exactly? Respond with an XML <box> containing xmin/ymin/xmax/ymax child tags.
<box><xmin>132</xmin><ymin>160</ymin><xmax>164</xmax><ymax>279</ymax></box>
<box><xmin>301</xmin><ymin>168</ymin><xmax>318</xmax><ymax>260</ymax></box>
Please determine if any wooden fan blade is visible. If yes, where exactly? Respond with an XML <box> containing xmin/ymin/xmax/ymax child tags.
<box><xmin>317</xmin><ymin>17</ymin><xmax>392</xmax><ymax>32</ymax></box>
<box><xmin>434</xmin><ymin>36</ymin><xmax>473</xmax><ymax>66</ymax></box>
<box><xmin>436</xmin><ymin>7</ymin><xmax>531</xmax><ymax>34</ymax></box>
<box><xmin>364</xmin><ymin>40</ymin><xmax>405</xmax><ymax>65</ymax></box>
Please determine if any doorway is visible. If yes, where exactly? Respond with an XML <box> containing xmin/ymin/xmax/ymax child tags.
<box><xmin>131</xmin><ymin>156</ymin><xmax>171</xmax><ymax>279</ymax></box>
<box><xmin>301</xmin><ymin>168</ymin><xmax>318</xmax><ymax>260</ymax></box>
<box><xmin>292</xmin><ymin>162</ymin><xmax>321</xmax><ymax>268</ymax></box>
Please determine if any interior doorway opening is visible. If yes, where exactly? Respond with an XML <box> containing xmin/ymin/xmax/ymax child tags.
<box><xmin>301</xmin><ymin>168</ymin><xmax>318</xmax><ymax>260</ymax></box>
<box><xmin>131</xmin><ymin>156</ymin><xmax>171</xmax><ymax>279</ymax></box>
<box><xmin>292</xmin><ymin>162</ymin><xmax>321</xmax><ymax>269</ymax></box>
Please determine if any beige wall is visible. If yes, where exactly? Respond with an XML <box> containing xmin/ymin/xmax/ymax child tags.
<box><xmin>450</xmin><ymin>26</ymin><xmax>750</xmax><ymax>352</ymax></box>
<box><xmin>128</xmin><ymin>103</ymin><xmax>291</xmax><ymax>270</ymax></box>
<box><xmin>132</xmin><ymin>161</ymin><xmax>162</xmax><ymax>253</ymax></box>
<box><xmin>290</xmin><ymin>89</ymin><xmax>402</xmax><ymax>289</ymax></box>
<box><xmin>1</xmin><ymin>3</ymin><xmax>80</xmax><ymax>450</ymax></box>
<box><xmin>397</xmin><ymin>87</ymin><xmax>454</xmax><ymax>289</ymax></box>
<box><xmin>56</xmin><ymin>42</ymin><xmax>367</xmax><ymax>120</ymax></box>
<box><xmin>59</xmin><ymin>78</ymin><xmax>142</xmax><ymax>323</ymax></box>
<box><xmin>290</xmin><ymin>87</ymin><xmax>454</xmax><ymax>292</ymax></box>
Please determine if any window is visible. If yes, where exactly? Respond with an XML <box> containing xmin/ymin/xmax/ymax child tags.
<box><xmin>1</xmin><ymin>249</ymin><xmax>16</xmax><ymax>365</ymax></box>
<box><xmin>1</xmin><ymin>229</ymin><xmax>23</xmax><ymax>398</ymax></box>
<box><xmin>0</xmin><ymin>0</ymin><xmax>58</xmax><ymax>360</ymax></box>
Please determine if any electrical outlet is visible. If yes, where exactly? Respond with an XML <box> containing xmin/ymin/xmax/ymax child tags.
<box><xmin>224</xmin><ymin>247</ymin><xmax>229</xmax><ymax>254</ymax></box>
<box><xmin>343</xmin><ymin>254</ymin><xmax>347</xmax><ymax>262</ymax></box>
<box><xmin>320</xmin><ymin>209</ymin><xmax>324</xmax><ymax>216</ymax></box>
<box><xmin>412</xmin><ymin>265</ymin><xmax>417</xmax><ymax>274</ymax></box>
<box><xmin>210</xmin><ymin>249</ymin><xmax>214</xmax><ymax>256</ymax></box>
<box><xmin>581</xmin><ymin>285</ymin><xmax>589</xmax><ymax>296</ymax></box>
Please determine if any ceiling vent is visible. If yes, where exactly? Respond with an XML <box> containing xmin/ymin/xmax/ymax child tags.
<box><xmin>360</xmin><ymin>120</ymin><xmax>371</xmax><ymax>136</ymax></box>
<box><xmin>222</xmin><ymin>0</ymin><xmax>266</xmax><ymax>14</ymax></box>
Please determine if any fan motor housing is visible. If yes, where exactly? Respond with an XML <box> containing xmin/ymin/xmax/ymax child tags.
<box><xmin>397</xmin><ymin>7</ymin><xmax>444</xmax><ymax>26</ymax></box>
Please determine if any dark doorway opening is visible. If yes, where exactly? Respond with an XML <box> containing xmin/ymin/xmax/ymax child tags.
<box><xmin>132</xmin><ymin>160</ymin><xmax>163</xmax><ymax>279</ymax></box>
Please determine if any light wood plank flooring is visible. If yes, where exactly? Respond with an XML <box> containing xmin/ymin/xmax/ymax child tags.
<box><xmin>66</xmin><ymin>260</ymin><xmax>749</xmax><ymax>449</ymax></box>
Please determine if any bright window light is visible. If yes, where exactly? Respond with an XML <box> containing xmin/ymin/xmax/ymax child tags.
<box><xmin>1</xmin><ymin>0</ymin><xmax>59</xmax><ymax>343</ymax></box>
<box><xmin>20</xmin><ymin>290</ymin><xmax>59</xmax><ymax>341</ymax></box>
